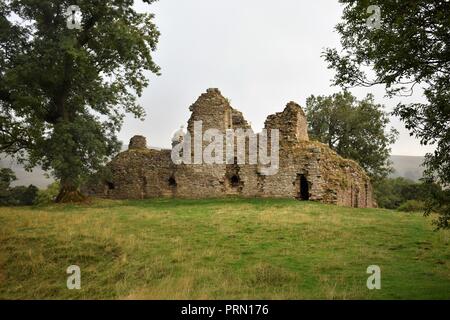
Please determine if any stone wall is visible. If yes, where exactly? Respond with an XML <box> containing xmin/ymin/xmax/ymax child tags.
<box><xmin>86</xmin><ymin>88</ymin><xmax>375</xmax><ymax>208</ymax></box>
<box><xmin>265</xmin><ymin>101</ymin><xmax>309</xmax><ymax>144</ymax></box>
<box><xmin>128</xmin><ymin>135</ymin><xmax>147</xmax><ymax>149</ymax></box>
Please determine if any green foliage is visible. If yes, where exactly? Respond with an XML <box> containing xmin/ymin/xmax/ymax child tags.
<box><xmin>0</xmin><ymin>167</ymin><xmax>38</xmax><ymax>205</ymax></box>
<box><xmin>34</xmin><ymin>182</ymin><xmax>60</xmax><ymax>205</ymax></box>
<box><xmin>0</xmin><ymin>167</ymin><xmax>16</xmax><ymax>204</ymax></box>
<box><xmin>7</xmin><ymin>185</ymin><xmax>38</xmax><ymax>205</ymax></box>
<box><xmin>0</xmin><ymin>0</ymin><xmax>160</xmax><ymax>200</ymax></box>
<box><xmin>374</xmin><ymin>177</ymin><xmax>444</xmax><ymax>211</ymax></box>
<box><xmin>374</xmin><ymin>177</ymin><xmax>413</xmax><ymax>209</ymax></box>
<box><xmin>324</xmin><ymin>0</ymin><xmax>450</xmax><ymax>228</ymax></box>
<box><xmin>424</xmin><ymin>188</ymin><xmax>450</xmax><ymax>230</ymax></box>
<box><xmin>398</xmin><ymin>200</ymin><xmax>426</xmax><ymax>213</ymax></box>
<box><xmin>306</xmin><ymin>91</ymin><xmax>397</xmax><ymax>180</ymax></box>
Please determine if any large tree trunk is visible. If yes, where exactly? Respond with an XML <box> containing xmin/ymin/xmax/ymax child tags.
<box><xmin>55</xmin><ymin>179</ymin><xmax>87</xmax><ymax>203</ymax></box>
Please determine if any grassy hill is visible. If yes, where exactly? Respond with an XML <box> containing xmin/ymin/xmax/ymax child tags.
<box><xmin>0</xmin><ymin>198</ymin><xmax>448</xmax><ymax>300</ymax></box>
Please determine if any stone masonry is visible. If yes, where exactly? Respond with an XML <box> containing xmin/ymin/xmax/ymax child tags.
<box><xmin>86</xmin><ymin>88</ymin><xmax>375</xmax><ymax>208</ymax></box>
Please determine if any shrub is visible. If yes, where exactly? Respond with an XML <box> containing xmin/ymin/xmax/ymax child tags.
<box><xmin>11</xmin><ymin>185</ymin><xmax>39</xmax><ymax>205</ymax></box>
<box><xmin>374</xmin><ymin>177</ymin><xmax>443</xmax><ymax>210</ymax></box>
<box><xmin>398</xmin><ymin>200</ymin><xmax>426</xmax><ymax>212</ymax></box>
<box><xmin>0</xmin><ymin>184</ymin><xmax>39</xmax><ymax>206</ymax></box>
<box><xmin>373</xmin><ymin>177</ymin><xmax>415</xmax><ymax>209</ymax></box>
<box><xmin>34</xmin><ymin>182</ymin><xmax>60</xmax><ymax>205</ymax></box>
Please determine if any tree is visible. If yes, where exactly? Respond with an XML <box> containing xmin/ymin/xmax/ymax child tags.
<box><xmin>0</xmin><ymin>167</ymin><xmax>16</xmax><ymax>203</ymax></box>
<box><xmin>0</xmin><ymin>0</ymin><xmax>160</xmax><ymax>202</ymax></box>
<box><xmin>306</xmin><ymin>91</ymin><xmax>398</xmax><ymax>181</ymax></box>
<box><xmin>424</xmin><ymin>188</ymin><xmax>450</xmax><ymax>229</ymax></box>
<box><xmin>373</xmin><ymin>177</ymin><xmax>442</xmax><ymax>210</ymax></box>
<box><xmin>323</xmin><ymin>0</ymin><xmax>450</xmax><ymax>228</ymax></box>
<box><xmin>0</xmin><ymin>167</ymin><xmax>38</xmax><ymax>205</ymax></box>
<box><xmin>8</xmin><ymin>184</ymin><xmax>38</xmax><ymax>205</ymax></box>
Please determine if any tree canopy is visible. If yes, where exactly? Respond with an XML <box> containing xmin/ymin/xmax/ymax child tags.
<box><xmin>0</xmin><ymin>0</ymin><xmax>160</xmax><ymax>202</ymax></box>
<box><xmin>306</xmin><ymin>91</ymin><xmax>397</xmax><ymax>181</ymax></box>
<box><xmin>324</xmin><ymin>0</ymin><xmax>449</xmax><ymax>228</ymax></box>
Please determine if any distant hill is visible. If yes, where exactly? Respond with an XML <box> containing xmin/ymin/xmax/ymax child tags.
<box><xmin>389</xmin><ymin>155</ymin><xmax>425</xmax><ymax>182</ymax></box>
<box><xmin>1</xmin><ymin>153</ymin><xmax>426</xmax><ymax>188</ymax></box>
<box><xmin>0</xmin><ymin>155</ymin><xmax>53</xmax><ymax>188</ymax></box>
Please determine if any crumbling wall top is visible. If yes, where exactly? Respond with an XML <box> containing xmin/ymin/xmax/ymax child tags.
<box><xmin>265</xmin><ymin>101</ymin><xmax>309</xmax><ymax>143</ymax></box>
<box><xmin>129</xmin><ymin>135</ymin><xmax>147</xmax><ymax>149</ymax></box>
<box><xmin>187</xmin><ymin>88</ymin><xmax>234</xmax><ymax>133</ymax></box>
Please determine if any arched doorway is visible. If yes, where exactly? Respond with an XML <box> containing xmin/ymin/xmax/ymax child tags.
<box><xmin>225</xmin><ymin>157</ymin><xmax>243</xmax><ymax>195</ymax></box>
<box><xmin>230</xmin><ymin>175</ymin><xmax>240</xmax><ymax>188</ymax></box>
<box><xmin>168</xmin><ymin>176</ymin><xmax>177</xmax><ymax>187</ymax></box>
<box><xmin>296</xmin><ymin>174</ymin><xmax>310</xmax><ymax>200</ymax></box>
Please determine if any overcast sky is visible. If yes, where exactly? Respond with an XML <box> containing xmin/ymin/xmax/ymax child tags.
<box><xmin>124</xmin><ymin>0</ymin><xmax>435</xmax><ymax>156</ymax></box>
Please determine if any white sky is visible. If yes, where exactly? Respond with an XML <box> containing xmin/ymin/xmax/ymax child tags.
<box><xmin>122</xmin><ymin>0</ymin><xmax>435</xmax><ymax>156</ymax></box>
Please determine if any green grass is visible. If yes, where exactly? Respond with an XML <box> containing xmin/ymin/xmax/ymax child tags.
<box><xmin>0</xmin><ymin>198</ymin><xmax>449</xmax><ymax>299</ymax></box>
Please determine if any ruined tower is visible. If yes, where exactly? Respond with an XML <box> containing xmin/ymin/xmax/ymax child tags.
<box><xmin>86</xmin><ymin>88</ymin><xmax>374</xmax><ymax>208</ymax></box>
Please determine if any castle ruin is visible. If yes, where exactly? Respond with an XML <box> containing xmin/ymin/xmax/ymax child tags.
<box><xmin>86</xmin><ymin>88</ymin><xmax>375</xmax><ymax>208</ymax></box>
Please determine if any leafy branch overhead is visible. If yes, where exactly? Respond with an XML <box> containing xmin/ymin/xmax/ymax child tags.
<box><xmin>324</xmin><ymin>0</ymin><xmax>449</xmax><ymax>228</ymax></box>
